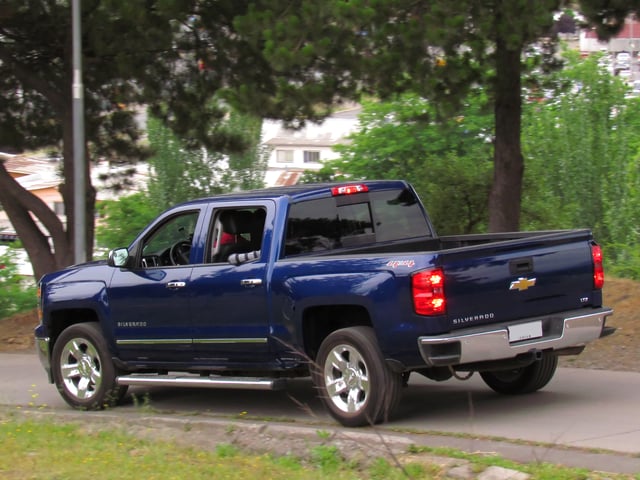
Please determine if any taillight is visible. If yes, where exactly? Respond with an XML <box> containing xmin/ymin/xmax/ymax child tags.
<box><xmin>591</xmin><ymin>244</ymin><xmax>604</xmax><ymax>289</ymax></box>
<box><xmin>412</xmin><ymin>268</ymin><xmax>446</xmax><ymax>315</ymax></box>
<box><xmin>331</xmin><ymin>184</ymin><xmax>369</xmax><ymax>196</ymax></box>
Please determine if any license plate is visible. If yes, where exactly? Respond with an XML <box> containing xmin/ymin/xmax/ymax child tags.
<box><xmin>508</xmin><ymin>321</ymin><xmax>543</xmax><ymax>343</ymax></box>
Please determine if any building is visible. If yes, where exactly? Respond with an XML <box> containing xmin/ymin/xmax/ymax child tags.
<box><xmin>580</xmin><ymin>16</ymin><xmax>640</xmax><ymax>53</ymax></box>
<box><xmin>0</xmin><ymin>153</ymin><xmax>148</xmax><ymax>241</ymax></box>
<box><xmin>261</xmin><ymin>105</ymin><xmax>361</xmax><ymax>186</ymax></box>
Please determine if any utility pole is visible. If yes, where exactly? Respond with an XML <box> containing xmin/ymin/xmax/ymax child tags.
<box><xmin>72</xmin><ymin>0</ymin><xmax>86</xmax><ymax>264</ymax></box>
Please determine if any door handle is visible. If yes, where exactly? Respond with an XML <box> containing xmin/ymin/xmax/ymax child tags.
<box><xmin>241</xmin><ymin>278</ymin><xmax>263</xmax><ymax>287</ymax></box>
<box><xmin>166</xmin><ymin>281</ymin><xmax>186</xmax><ymax>289</ymax></box>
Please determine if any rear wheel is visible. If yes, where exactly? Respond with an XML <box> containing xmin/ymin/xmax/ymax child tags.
<box><xmin>51</xmin><ymin>322</ymin><xmax>127</xmax><ymax>410</ymax></box>
<box><xmin>480</xmin><ymin>353</ymin><xmax>558</xmax><ymax>395</ymax></box>
<box><xmin>312</xmin><ymin>326</ymin><xmax>402</xmax><ymax>427</ymax></box>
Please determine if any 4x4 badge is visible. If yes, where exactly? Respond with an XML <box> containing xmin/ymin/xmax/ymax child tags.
<box><xmin>509</xmin><ymin>277</ymin><xmax>536</xmax><ymax>291</ymax></box>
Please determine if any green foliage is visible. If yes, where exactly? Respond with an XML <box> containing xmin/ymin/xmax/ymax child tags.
<box><xmin>329</xmin><ymin>91</ymin><xmax>494</xmax><ymax>234</ymax></box>
<box><xmin>146</xmin><ymin>115</ymin><xmax>226</xmax><ymax>210</ymax></box>
<box><xmin>522</xmin><ymin>51</ymin><xmax>640</xmax><ymax>277</ymax></box>
<box><xmin>603</xmin><ymin>243</ymin><xmax>640</xmax><ymax>281</ymax></box>
<box><xmin>309</xmin><ymin>445</ymin><xmax>342</xmax><ymax>472</ymax></box>
<box><xmin>221</xmin><ymin>111</ymin><xmax>269</xmax><ymax>192</ymax></box>
<box><xmin>0</xmin><ymin>245</ymin><xmax>36</xmax><ymax>318</ymax></box>
<box><xmin>95</xmin><ymin>193</ymin><xmax>159</xmax><ymax>251</ymax></box>
<box><xmin>147</xmin><ymin>109</ymin><xmax>267</xmax><ymax>212</ymax></box>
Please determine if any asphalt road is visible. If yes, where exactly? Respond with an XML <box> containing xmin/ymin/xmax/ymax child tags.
<box><xmin>2</xmin><ymin>352</ymin><xmax>640</xmax><ymax>474</ymax></box>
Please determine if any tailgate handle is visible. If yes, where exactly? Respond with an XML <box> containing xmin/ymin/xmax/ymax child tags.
<box><xmin>510</xmin><ymin>257</ymin><xmax>533</xmax><ymax>274</ymax></box>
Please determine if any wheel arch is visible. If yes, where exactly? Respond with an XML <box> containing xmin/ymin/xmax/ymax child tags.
<box><xmin>48</xmin><ymin>308</ymin><xmax>102</xmax><ymax>349</ymax></box>
<box><xmin>301</xmin><ymin>304</ymin><xmax>373</xmax><ymax>361</ymax></box>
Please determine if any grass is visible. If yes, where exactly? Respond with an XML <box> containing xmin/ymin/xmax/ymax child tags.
<box><xmin>0</xmin><ymin>416</ymin><xmax>637</xmax><ymax>480</ymax></box>
<box><xmin>0</xmin><ymin>416</ymin><xmax>429</xmax><ymax>480</ymax></box>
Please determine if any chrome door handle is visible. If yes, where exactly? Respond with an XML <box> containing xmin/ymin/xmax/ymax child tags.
<box><xmin>241</xmin><ymin>278</ymin><xmax>263</xmax><ymax>287</ymax></box>
<box><xmin>166</xmin><ymin>281</ymin><xmax>186</xmax><ymax>289</ymax></box>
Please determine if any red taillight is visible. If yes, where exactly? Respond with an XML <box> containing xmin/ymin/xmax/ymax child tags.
<box><xmin>412</xmin><ymin>268</ymin><xmax>446</xmax><ymax>315</ymax></box>
<box><xmin>591</xmin><ymin>244</ymin><xmax>604</xmax><ymax>289</ymax></box>
<box><xmin>331</xmin><ymin>184</ymin><xmax>369</xmax><ymax>196</ymax></box>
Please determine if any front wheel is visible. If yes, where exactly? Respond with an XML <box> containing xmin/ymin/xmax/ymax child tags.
<box><xmin>479</xmin><ymin>353</ymin><xmax>558</xmax><ymax>395</ymax></box>
<box><xmin>51</xmin><ymin>322</ymin><xmax>127</xmax><ymax>410</ymax></box>
<box><xmin>312</xmin><ymin>327</ymin><xmax>402</xmax><ymax>427</ymax></box>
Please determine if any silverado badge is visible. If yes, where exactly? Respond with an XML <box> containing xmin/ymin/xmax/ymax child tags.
<box><xmin>509</xmin><ymin>277</ymin><xmax>536</xmax><ymax>291</ymax></box>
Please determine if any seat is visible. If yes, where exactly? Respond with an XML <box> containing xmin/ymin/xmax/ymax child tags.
<box><xmin>215</xmin><ymin>210</ymin><xmax>256</xmax><ymax>262</ymax></box>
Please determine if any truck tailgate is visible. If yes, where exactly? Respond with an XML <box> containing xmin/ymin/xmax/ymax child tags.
<box><xmin>436</xmin><ymin>230</ymin><xmax>601</xmax><ymax>330</ymax></box>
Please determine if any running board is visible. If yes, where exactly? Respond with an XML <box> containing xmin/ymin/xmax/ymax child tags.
<box><xmin>117</xmin><ymin>374</ymin><xmax>287</xmax><ymax>391</ymax></box>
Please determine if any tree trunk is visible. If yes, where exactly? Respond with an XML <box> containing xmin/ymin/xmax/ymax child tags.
<box><xmin>0</xmin><ymin>159</ymin><xmax>67</xmax><ymax>280</ymax></box>
<box><xmin>0</xmin><ymin>109</ymin><xmax>96</xmax><ymax>279</ymax></box>
<box><xmin>488</xmin><ymin>37</ymin><xmax>524</xmax><ymax>232</ymax></box>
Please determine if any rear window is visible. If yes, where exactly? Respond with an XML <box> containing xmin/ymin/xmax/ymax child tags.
<box><xmin>284</xmin><ymin>188</ymin><xmax>431</xmax><ymax>256</ymax></box>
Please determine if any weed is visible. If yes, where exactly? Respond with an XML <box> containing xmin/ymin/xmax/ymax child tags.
<box><xmin>215</xmin><ymin>443</ymin><xmax>239</xmax><ymax>458</ymax></box>
<box><xmin>310</xmin><ymin>444</ymin><xmax>341</xmax><ymax>472</ymax></box>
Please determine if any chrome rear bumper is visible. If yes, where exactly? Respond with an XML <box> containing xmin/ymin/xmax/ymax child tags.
<box><xmin>418</xmin><ymin>307</ymin><xmax>613</xmax><ymax>367</ymax></box>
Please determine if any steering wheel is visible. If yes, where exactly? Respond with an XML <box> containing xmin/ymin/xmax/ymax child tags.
<box><xmin>169</xmin><ymin>240</ymin><xmax>192</xmax><ymax>265</ymax></box>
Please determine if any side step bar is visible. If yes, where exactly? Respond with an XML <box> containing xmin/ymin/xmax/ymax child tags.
<box><xmin>117</xmin><ymin>374</ymin><xmax>287</xmax><ymax>391</ymax></box>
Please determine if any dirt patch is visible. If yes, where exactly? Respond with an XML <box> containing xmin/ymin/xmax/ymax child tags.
<box><xmin>1</xmin><ymin>278</ymin><xmax>637</xmax><ymax>372</ymax></box>
<box><xmin>0</xmin><ymin>308</ymin><xmax>38</xmax><ymax>352</ymax></box>
<box><xmin>558</xmin><ymin>276</ymin><xmax>638</xmax><ymax>372</ymax></box>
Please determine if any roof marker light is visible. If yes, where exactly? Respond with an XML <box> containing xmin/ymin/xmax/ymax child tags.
<box><xmin>331</xmin><ymin>184</ymin><xmax>369</xmax><ymax>196</ymax></box>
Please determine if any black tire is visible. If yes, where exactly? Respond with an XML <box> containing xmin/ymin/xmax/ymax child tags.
<box><xmin>312</xmin><ymin>326</ymin><xmax>402</xmax><ymax>427</ymax></box>
<box><xmin>51</xmin><ymin>322</ymin><xmax>128</xmax><ymax>410</ymax></box>
<box><xmin>479</xmin><ymin>353</ymin><xmax>558</xmax><ymax>395</ymax></box>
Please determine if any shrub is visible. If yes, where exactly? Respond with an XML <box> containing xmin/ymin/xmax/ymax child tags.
<box><xmin>0</xmin><ymin>245</ymin><xmax>37</xmax><ymax>319</ymax></box>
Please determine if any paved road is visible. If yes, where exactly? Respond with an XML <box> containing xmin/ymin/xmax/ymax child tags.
<box><xmin>2</xmin><ymin>352</ymin><xmax>640</xmax><ymax>474</ymax></box>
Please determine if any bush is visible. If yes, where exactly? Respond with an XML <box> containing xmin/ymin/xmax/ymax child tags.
<box><xmin>603</xmin><ymin>242</ymin><xmax>640</xmax><ymax>281</ymax></box>
<box><xmin>0</xmin><ymin>245</ymin><xmax>37</xmax><ymax>319</ymax></box>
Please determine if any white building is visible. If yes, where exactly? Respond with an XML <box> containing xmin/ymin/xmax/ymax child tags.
<box><xmin>261</xmin><ymin>105</ymin><xmax>361</xmax><ymax>186</ymax></box>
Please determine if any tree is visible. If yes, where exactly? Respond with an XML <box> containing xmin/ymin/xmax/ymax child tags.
<box><xmin>146</xmin><ymin>115</ymin><xmax>226</xmax><ymax>210</ymax></box>
<box><xmin>327</xmin><ymin>91</ymin><xmax>493</xmax><ymax>234</ymax></box>
<box><xmin>0</xmin><ymin>1</ymin><xmax>274</xmax><ymax>279</ymax></box>
<box><xmin>95</xmin><ymin>193</ymin><xmax>158</xmax><ymax>252</ymax></box>
<box><xmin>0</xmin><ymin>1</ymin><xmax>187</xmax><ymax>279</ymax></box>
<box><xmin>521</xmin><ymin>51</ymin><xmax>640</xmax><ymax>278</ymax></box>
<box><xmin>233</xmin><ymin>0</ymin><xmax>564</xmax><ymax>232</ymax></box>
<box><xmin>0</xmin><ymin>245</ymin><xmax>37</xmax><ymax>318</ymax></box>
<box><xmin>221</xmin><ymin>112</ymin><xmax>269</xmax><ymax>192</ymax></box>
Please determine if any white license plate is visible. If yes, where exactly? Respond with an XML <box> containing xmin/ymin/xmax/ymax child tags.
<box><xmin>508</xmin><ymin>321</ymin><xmax>543</xmax><ymax>343</ymax></box>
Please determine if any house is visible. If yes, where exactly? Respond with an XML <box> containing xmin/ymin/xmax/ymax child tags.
<box><xmin>0</xmin><ymin>155</ymin><xmax>63</xmax><ymax>242</ymax></box>
<box><xmin>261</xmin><ymin>105</ymin><xmax>361</xmax><ymax>186</ymax></box>
<box><xmin>0</xmin><ymin>104</ymin><xmax>362</xmax><ymax>248</ymax></box>
<box><xmin>580</xmin><ymin>16</ymin><xmax>640</xmax><ymax>53</ymax></box>
<box><xmin>0</xmin><ymin>153</ymin><xmax>148</xmax><ymax>240</ymax></box>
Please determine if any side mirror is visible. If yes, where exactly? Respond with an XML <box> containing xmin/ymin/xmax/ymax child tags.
<box><xmin>108</xmin><ymin>247</ymin><xmax>130</xmax><ymax>267</ymax></box>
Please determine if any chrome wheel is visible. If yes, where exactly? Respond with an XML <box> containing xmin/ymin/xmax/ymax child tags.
<box><xmin>324</xmin><ymin>343</ymin><xmax>370</xmax><ymax>413</ymax></box>
<box><xmin>59</xmin><ymin>337</ymin><xmax>102</xmax><ymax>400</ymax></box>
<box><xmin>51</xmin><ymin>322</ymin><xmax>127</xmax><ymax>410</ymax></box>
<box><xmin>313</xmin><ymin>326</ymin><xmax>402</xmax><ymax>427</ymax></box>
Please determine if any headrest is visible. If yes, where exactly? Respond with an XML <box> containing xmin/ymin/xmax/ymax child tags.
<box><xmin>219</xmin><ymin>210</ymin><xmax>255</xmax><ymax>234</ymax></box>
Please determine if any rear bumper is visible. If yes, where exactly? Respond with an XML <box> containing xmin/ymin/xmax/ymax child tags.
<box><xmin>418</xmin><ymin>307</ymin><xmax>613</xmax><ymax>367</ymax></box>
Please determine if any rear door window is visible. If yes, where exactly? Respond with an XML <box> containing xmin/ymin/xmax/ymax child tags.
<box><xmin>284</xmin><ymin>188</ymin><xmax>430</xmax><ymax>257</ymax></box>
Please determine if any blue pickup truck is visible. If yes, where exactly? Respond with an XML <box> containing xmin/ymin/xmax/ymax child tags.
<box><xmin>34</xmin><ymin>180</ymin><xmax>613</xmax><ymax>426</ymax></box>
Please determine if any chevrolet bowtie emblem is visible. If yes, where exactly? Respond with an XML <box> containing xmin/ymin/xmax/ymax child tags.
<box><xmin>509</xmin><ymin>277</ymin><xmax>537</xmax><ymax>291</ymax></box>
